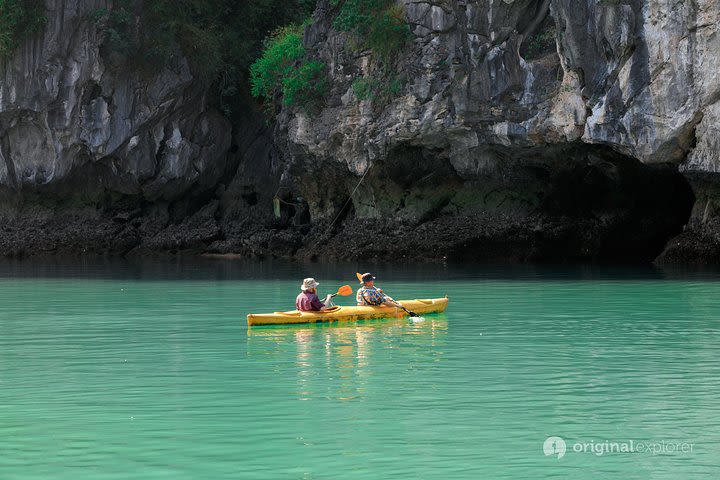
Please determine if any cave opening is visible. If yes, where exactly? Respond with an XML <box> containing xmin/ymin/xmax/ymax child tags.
<box><xmin>382</xmin><ymin>144</ymin><xmax>459</xmax><ymax>189</ymax></box>
<box><xmin>442</xmin><ymin>144</ymin><xmax>695</xmax><ymax>264</ymax></box>
<box><xmin>538</xmin><ymin>146</ymin><xmax>695</xmax><ymax>263</ymax></box>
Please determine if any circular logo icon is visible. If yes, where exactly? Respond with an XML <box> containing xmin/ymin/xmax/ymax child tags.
<box><xmin>544</xmin><ymin>436</ymin><xmax>567</xmax><ymax>459</ymax></box>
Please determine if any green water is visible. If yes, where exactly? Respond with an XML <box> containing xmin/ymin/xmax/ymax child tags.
<box><xmin>0</xmin><ymin>260</ymin><xmax>719</xmax><ymax>479</ymax></box>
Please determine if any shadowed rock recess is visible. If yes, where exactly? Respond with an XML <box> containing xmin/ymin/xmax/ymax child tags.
<box><xmin>0</xmin><ymin>0</ymin><xmax>717</xmax><ymax>263</ymax></box>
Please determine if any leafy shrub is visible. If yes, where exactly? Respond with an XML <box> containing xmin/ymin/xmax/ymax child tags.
<box><xmin>335</xmin><ymin>0</ymin><xmax>410</xmax><ymax>106</ymax></box>
<box><xmin>520</xmin><ymin>19</ymin><xmax>557</xmax><ymax>60</ymax></box>
<box><xmin>93</xmin><ymin>0</ymin><xmax>230</xmax><ymax>77</ymax></box>
<box><xmin>282</xmin><ymin>60</ymin><xmax>328</xmax><ymax>108</ymax></box>
<box><xmin>91</xmin><ymin>6</ymin><xmax>136</xmax><ymax>55</ymax></box>
<box><xmin>351</xmin><ymin>77</ymin><xmax>378</xmax><ymax>101</ymax></box>
<box><xmin>249</xmin><ymin>25</ymin><xmax>305</xmax><ymax>101</ymax></box>
<box><xmin>250</xmin><ymin>24</ymin><xmax>327</xmax><ymax>112</ymax></box>
<box><xmin>365</xmin><ymin>4</ymin><xmax>411</xmax><ymax>58</ymax></box>
<box><xmin>333</xmin><ymin>0</ymin><xmax>411</xmax><ymax>59</ymax></box>
<box><xmin>352</xmin><ymin>74</ymin><xmax>402</xmax><ymax>103</ymax></box>
<box><xmin>0</xmin><ymin>0</ymin><xmax>46</xmax><ymax>57</ymax></box>
<box><xmin>92</xmin><ymin>0</ymin><xmax>315</xmax><ymax>116</ymax></box>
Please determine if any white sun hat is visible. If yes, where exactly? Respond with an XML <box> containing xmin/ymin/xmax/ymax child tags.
<box><xmin>301</xmin><ymin>278</ymin><xmax>319</xmax><ymax>291</ymax></box>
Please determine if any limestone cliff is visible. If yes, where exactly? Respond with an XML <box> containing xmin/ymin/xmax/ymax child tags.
<box><xmin>273</xmin><ymin>0</ymin><xmax>719</xmax><ymax>262</ymax></box>
<box><xmin>0</xmin><ymin>0</ymin><xmax>235</xmax><ymax>196</ymax></box>
<box><xmin>0</xmin><ymin>0</ymin><xmax>235</xmax><ymax>255</ymax></box>
<box><xmin>0</xmin><ymin>0</ymin><xmax>718</xmax><ymax>263</ymax></box>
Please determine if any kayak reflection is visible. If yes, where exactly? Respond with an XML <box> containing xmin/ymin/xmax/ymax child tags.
<box><xmin>247</xmin><ymin>316</ymin><xmax>448</xmax><ymax>401</ymax></box>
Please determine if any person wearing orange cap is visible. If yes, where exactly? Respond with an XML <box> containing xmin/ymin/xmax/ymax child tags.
<box><xmin>356</xmin><ymin>272</ymin><xmax>404</xmax><ymax>308</ymax></box>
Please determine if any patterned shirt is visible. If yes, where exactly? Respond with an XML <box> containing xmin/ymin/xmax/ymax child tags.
<box><xmin>356</xmin><ymin>286</ymin><xmax>387</xmax><ymax>306</ymax></box>
<box><xmin>296</xmin><ymin>292</ymin><xmax>325</xmax><ymax>311</ymax></box>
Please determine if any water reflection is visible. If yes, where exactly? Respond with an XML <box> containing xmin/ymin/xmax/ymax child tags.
<box><xmin>247</xmin><ymin>317</ymin><xmax>448</xmax><ymax>401</ymax></box>
<box><xmin>1</xmin><ymin>257</ymin><xmax>718</xmax><ymax>282</ymax></box>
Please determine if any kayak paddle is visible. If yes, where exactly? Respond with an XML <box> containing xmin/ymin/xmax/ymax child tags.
<box><xmin>355</xmin><ymin>272</ymin><xmax>419</xmax><ymax>317</ymax></box>
<box><xmin>331</xmin><ymin>284</ymin><xmax>353</xmax><ymax>298</ymax></box>
<box><xmin>397</xmin><ymin>304</ymin><xmax>420</xmax><ymax>318</ymax></box>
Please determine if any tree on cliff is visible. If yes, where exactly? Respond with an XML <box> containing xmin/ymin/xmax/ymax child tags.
<box><xmin>90</xmin><ymin>0</ymin><xmax>316</xmax><ymax>115</ymax></box>
<box><xmin>0</xmin><ymin>0</ymin><xmax>46</xmax><ymax>57</ymax></box>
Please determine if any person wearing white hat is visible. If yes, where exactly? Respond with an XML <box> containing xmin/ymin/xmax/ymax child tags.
<box><xmin>296</xmin><ymin>278</ymin><xmax>333</xmax><ymax>311</ymax></box>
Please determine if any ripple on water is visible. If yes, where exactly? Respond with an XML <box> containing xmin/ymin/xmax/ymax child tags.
<box><xmin>0</xmin><ymin>266</ymin><xmax>718</xmax><ymax>479</ymax></box>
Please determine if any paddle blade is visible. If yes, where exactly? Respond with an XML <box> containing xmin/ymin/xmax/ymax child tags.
<box><xmin>336</xmin><ymin>285</ymin><xmax>353</xmax><ymax>296</ymax></box>
<box><xmin>355</xmin><ymin>272</ymin><xmax>363</xmax><ymax>283</ymax></box>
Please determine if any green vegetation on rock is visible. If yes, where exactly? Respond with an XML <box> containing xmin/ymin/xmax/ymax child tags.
<box><xmin>92</xmin><ymin>0</ymin><xmax>315</xmax><ymax>115</ymax></box>
<box><xmin>520</xmin><ymin>18</ymin><xmax>557</xmax><ymax>61</ymax></box>
<box><xmin>351</xmin><ymin>74</ymin><xmax>402</xmax><ymax>103</ymax></box>
<box><xmin>249</xmin><ymin>25</ymin><xmax>305</xmax><ymax>102</ymax></box>
<box><xmin>351</xmin><ymin>77</ymin><xmax>377</xmax><ymax>101</ymax></box>
<box><xmin>333</xmin><ymin>0</ymin><xmax>411</xmax><ymax>105</ymax></box>
<box><xmin>281</xmin><ymin>60</ymin><xmax>328</xmax><ymax>108</ymax></box>
<box><xmin>248</xmin><ymin>0</ymin><xmax>413</xmax><ymax>115</ymax></box>
<box><xmin>0</xmin><ymin>0</ymin><xmax>46</xmax><ymax>57</ymax></box>
<box><xmin>333</xmin><ymin>0</ymin><xmax>410</xmax><ymax>59</ymax></box>
<box><xmin>249</xmin><ymin>24</ymin><xmax>328</xmax><ymax>112</ymax></box>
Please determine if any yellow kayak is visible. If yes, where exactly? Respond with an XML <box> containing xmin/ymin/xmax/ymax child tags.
<box><xmin>247</xmin><ymin>297</ymin><xmax>449</xmax><ymax>326</ymax></box>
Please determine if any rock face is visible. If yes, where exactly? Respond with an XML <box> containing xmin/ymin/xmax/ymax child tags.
<box><xmin>0</xmin><ymin>0</ymin><xmax>232</xmax><ymax>198</ymax></box>
<box><xmin>288</xmin><ymin>0</ymin><xmax>719</xmax><ymax>168</ymax></box>
<box><xmin>0</xmin><ymin>0</ymin><xmax>234</xmax><ymax>256</ymax></box>
<box><xmin>0</xmin><ymin>0</ymin><xmax>718</xmax><ymax>263</ymax></box>
<box><xmin>273</xmin><ymin>0</ymin><xmax>720</xmax><ymax>262</ymax></box>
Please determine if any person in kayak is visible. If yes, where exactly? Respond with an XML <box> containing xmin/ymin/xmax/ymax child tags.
<box><xmin>356</xmin><ymin>272</ymin><xmax>403</xmax><ymax>308</ymax></box>
<box><xmin>296</xmin><ymin>278</ymin><xmax>333</xmax><ymax>312</ymax></box>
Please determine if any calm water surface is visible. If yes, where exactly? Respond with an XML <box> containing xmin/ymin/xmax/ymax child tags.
<box><xmin>0</xmin><ymin>260</ymin><xmax>718</xmax><ymax>479</ymax></box>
